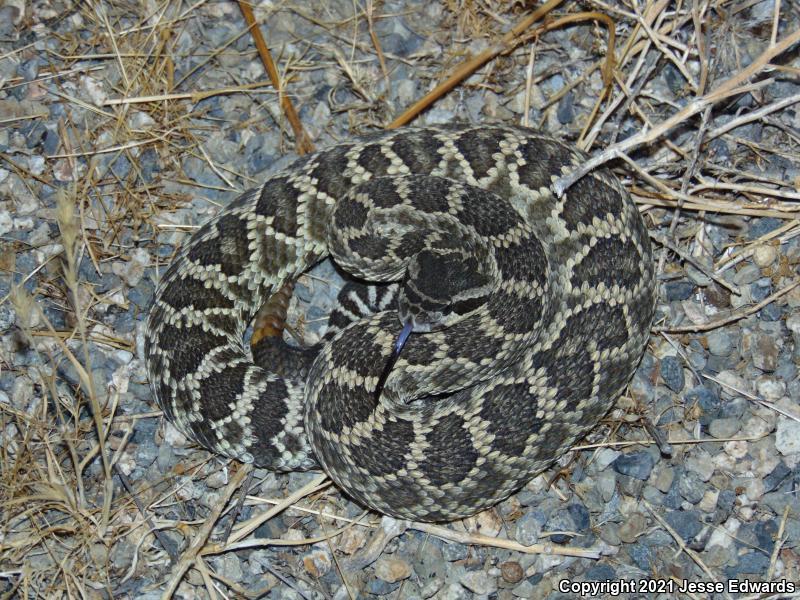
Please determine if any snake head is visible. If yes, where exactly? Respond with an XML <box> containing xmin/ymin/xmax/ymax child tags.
<box><xmin>375</xmin><ymin>247</ymin><xmax>494</xmax><ymax>402</ymax></box>
<box><xmin>398</xmin><ymin>247</ymin><xmax>493</xmax><ymax>333</ymax></box>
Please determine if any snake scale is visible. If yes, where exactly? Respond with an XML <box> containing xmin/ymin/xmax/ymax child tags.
<box><xmin>145</xmin><ymin>124</ymin><xmax>656</xmax><ymax>521</ymax></box>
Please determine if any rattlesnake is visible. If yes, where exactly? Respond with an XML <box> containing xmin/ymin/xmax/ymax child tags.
<box><xmin>145</xmin><ymin>124</ymin><xmax>655</xmax><ymax>521</ymax></box>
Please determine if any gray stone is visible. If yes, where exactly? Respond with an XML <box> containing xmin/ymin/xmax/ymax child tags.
<box><xmin>442</xmin><ymin>541</ymin><xmax>468</xmax><ymax>562</ymax></box>
<box><xmin>707</xmin><ymin>330</ymin><xmax>733</xmax><ymax>356</ymax></box>
<box><xmin>659</xmin><ymin>355</ymin><xmax>685</xmax><ymax>392</ymax></box>
<box><xmin>733</xmin><ymin>263</ymin><xmax>761</xmax><ymax>285</ymax></box>
<box><xmin>460</xmin><ymin>570</ymin><xmax>498</xmax><ymax>595</ymax></box>
<box><xmin>567</xmin><ymin>503</ymin><xmax>590</xmax><ymax>532</ymax></box>
<box><xmin>512</xmin><ymin>580</ymin><xmax>536</xmax><ymax>597</ymax></box>
<box><xmin>756</xmin><ymin>376</ymin><xmax>786</xmax><ymax>401</ymax></box>
<box><xmin>748</xmin><ymin>217</ymin><xmax>782</xmax><ymax>239</ymax></box>
<box><xmin>664</xmin><ymin>509</ymin><xmax>703</xmax><ymax>541</ymax></box>
<box><xmin>685</xmin><ymin>385</ymin><xmax>722</xmax><ymax>426</ymax></box>
<box><xmin>729</xmin><ymin>551</ymin><xmax>770</xmax><ymax>576</ymax></box>
<box><xmin>715</xmin><ymin>489</ymin><xmax>736</xmax><ymax>523</ymax></box>
<box><xmin>642</xmin><ymin>484</ymin><xmax>665</xmax><ymax>505</ymax></box>
<box><xmin>366</xmin><ymin>576</ymin><xmax>400</xmax><ymax>596</ymax></box>
<box><xmin>438</xmin><ymin>582</ymin><xmax>471</xmax><ymax>600</ymax></box>
<box><xmin>617</xmin><ymin>473</ymin><xmax>645</xmax><ymax>497</ymax></box>
<box><xmin>708</xmin><ymin>417</ymin><xmax>742</xmax><ymax>439</ymax></box>
<box><xmin>763</xmin><ymin>489</ymin><xmax>796</xmax><ymax>516</ymax></box>
<box><xmin>751</xmin><ymin>278</ymin><xmax>772</xmax><ymax>302</ymax></box>
<box><xmin>596</xmin><ymin>470</ymin><xmax>617</xmax><ymax>501</ymax></box>
<box><xmin>515</xmin><ymin>510</ymin><xmax>545</xmax><ymax>546</ymax></box>
<box><xmin>752</xmin><ymin>333</ymin><xmax>780</xmax><ymax>371</ymax></box>
<box><xmin>719</xmin><ymin>396</ymin><xmax>747</xmax><ymax>420</ymax></box>
<box><xmin>763</xmin><ymin>462</ymin><xmax>791</xmax><ymax>493</ymax></box>
<box><xmin>776</xmin><ymin>417</ymin><xmax>800</xmax><ymax>455</ymax></box>
<box><xmin>684</xmin><ymin>454</ymin><xmax>715</xmax><ymax>483</ymax></box>
<box><xmin>556</xmin><ymin>91</ymin><xmax>575</xmax><ymax>124</ymax></box>
<box><xmin>677</xmin><ymin>471</ymin><xmax>705</xmax><ymax>504</ymax></box>
<box><xmin>664</xmin><ymin>280</ymin><xmax>694</xmax><ymax>301</ymax></box>
<box><xmin>686</xmin><ymin>263</ymin><xmax>712</xmax><ymax>286</ymax></box>
<box><xmin>618</xmin><ymin>512</ymin><xmax>647</xmax><ymax>543</ymax></box>
<box><xmin>654</xmin><ymin>466</ymin><xmax>675</xmax><ymax>493</ymax></box>
<box><xmin>545</xmin><ymin>509</ymin><xmax>577</xmax><ymax>545</ymax></box>
<box><xmin>613</xmin><ymin>451</ymin><xmax>655</xmax><ymax>480</ymax></box>
<box><xmin>599</xmin><ymin>524</ymin><xmax>621</xmax><ymax>546</ymax></box>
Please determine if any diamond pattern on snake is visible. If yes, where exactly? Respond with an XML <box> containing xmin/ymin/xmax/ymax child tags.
<box><xmin>145</xmin><ymin>123</ymin><xmax>655</xmax><ymax>521</ymax></box>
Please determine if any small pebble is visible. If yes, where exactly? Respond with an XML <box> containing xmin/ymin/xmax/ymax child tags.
<box><xmin>594</xmin><ymin>448</ymin><xmax>623</xmax><ymax>472</ymax></box>
<box><xmin>374</xmin><ymin>556</ymin><xmax>412</xmax><ymax>583</ymax></box>
<box><xmin>685</xmin><ymin>450</ymin><xmax>715</xmax><ymax>482</ymax></box>
<box><xmin>698</xmin><ymin>489</ymin><xmax>720</xmax><ymax>513</ymax></box>
<box><xmin>709</xmin><ymin>417</ymin><xmax>742</xmax><ymax>439</ymax></box>
<box><xmin>514</xmin><ymin>510</ymin><xmax>543</xmax><ymax>546</ymax></box>
<box><xmin>613</xmin><ymin>451</ymin><xmax>655</xmax><ymax>481</ymax></box>
<box><xmin>775</xmin><ymin>418</ymin><xmax>800</xmax><ymax>455</ymax></box>
<box><xmin>500</xmin><ymin>561</ymin><xmax>524</xmax><ymax>584</ymax></box>
<box><xmin>460</xmin><ymin>570</ymin><xmax>498</xmax><ymax>595</ymax></box>
<box><xmin>686</xmin><ymin>263</ymin><xmax>712</xmax><ymax>286</ymax></box>
<box><xmin>748</xmin><ymin>217</ymin><xmax>782</xmax><ymax>239</ymax></box>
<box><xmin>303</xmin><ymin>549</ymin><xmax>332</xmax><ymax>578</ymax></box>
<box><xmin>756</xmin><ymin>376</ymin><xmax>786</xmax><ymax>401</ymax></box>
<box><xmin>617</xmin><ymin>512</ymin><xmax>647</xmax><ymax>543</ymax></box>
<box><xmin>442</xmin><ymin>541</ymin><xmax>469</xmax><ymax>562</ymax></box>
<box><xmin>653</xmin><ymin>466</ymin><xmax>675</xmax><ymax>493</ymax></box>
<box><xmin>512</xmin><ymin>580</ymin><xmax>535</xmax><ymax>598</ymax></box>
<box><xmin>81</xmin><ymin>75</ymin><xmax>108</xmax><ymax>106</ymax></box>
<box><xmin>759</xmin><ymin>302</ymin><xmax>782</xmax><ymax>321</ymax></box>
<box><xmin>664</xmin><ymin>280</ymin><xmax>694</xmax><ymax>301</ymax></box>
<box><xmin>545</xmin><ymin>509</ymin><xmax>577</xmax><ymax>544</ymax></box>
<box><xmin>596</xmin><ymin>470</ymin><xmax>617</xmax><ymax>501</ymax></box>
<box><xmin>787</xmin><ymin>312</ymin><xmax>800</xmax><ymax>335</ymax></box>
<box><xmin>733</xmin><ymin>263</ymin><xmax>761</xmax><ymax>285</ymax></box>
<box><xmin>752</xmin><ymin>333</ymin><xmax>780</xmax><ymax>371</ymax></box>
<box><xmin>752</xmin><ymin>244</ymin><xmax>777</xmax><ymax>267</ymax></box>
<box><xmin>731</xmin><ymin>551</ymin><xmax>770</xmax><ymax>575</ymax></box>
<box><xmin>677</xmin><ymin>471</ymin><xmax>706</xmax><ymax>504</ymax></box>
<box><xmin>706</xmin><ymin>330</ymin><xmax>733</xmax><ymax>356</ymax></box>
<box><xmin>556</xmin><ymin>91</ymin><xmax>575</xmax><ymax>124</ymax></box>
<box><xmin>628</xmin><ymin>544</ymin><xmax>654</xmax><ymax>570</ymax></box>
<box><xmin>337</xmin><ymin>526</ymin><xmax>366</xmax><ymax>555</ymax></box>
<box><xmin>750</xmin><ymin>278</ymin><xmax>772</xmax><ymax>302</ymax></box>
<box><xmin>763</xmin><ymin>462</ymin><xmax>791</xmax><ymax>493</ymax></box>
<box><xmin>600</xmin><ymin>524</ymin><xmax>621</xmax><ymax>546</ymax></box>
<box><xmin>659</xmin><ymin>355</ymin><xmax>685</xmax><ymax>392</ymax></box>
<box><xmin>664</xmin><ymin>509</ymin><xmax>703</xmax><ymax>542</ymax></box>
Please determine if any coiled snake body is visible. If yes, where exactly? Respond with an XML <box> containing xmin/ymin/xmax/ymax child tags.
<box><xmin>145</xmin><ymin>124</ymin><xmax>655</xmax><ymax>521</ymax></box>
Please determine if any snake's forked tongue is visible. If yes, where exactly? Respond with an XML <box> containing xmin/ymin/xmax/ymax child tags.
<box><xmin>375</xmin><ymin>320</ymin><xmax>413</xmax><ymax>401</ymax></box>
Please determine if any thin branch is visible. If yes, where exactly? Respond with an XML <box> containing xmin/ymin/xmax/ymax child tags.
<box><xmin>554</xmin><ymin>28</ymin><xmax>800</xmax><ymax>196</ymax></box>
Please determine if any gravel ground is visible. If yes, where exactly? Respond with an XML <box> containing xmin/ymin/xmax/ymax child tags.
<box><xmin>1</xmin><ymin>1</ymin><xmax>799</xmax><ymax>599</ymax></box>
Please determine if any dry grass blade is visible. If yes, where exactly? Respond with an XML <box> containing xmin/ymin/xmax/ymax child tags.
<box><xmin>162</xmin><ymin>465</ymin><xmax>251</xmax><ymax>598</ymax></box>
<box><xmin>554</xmin><ymin>27</ymin><xmax>800</xmax><ymax>195</ymax></box>
<box><xmin>644</xmin><ymin>501</ymin><xmax>735</xmax><ymax>600</ymax></box>
<box><xmin>387</xmin><ymin>0</ymin><xmax>566</xmax><ymax>128</ymax></box>
<box><xmin>654</xmin><ymin>279</ymin><xmax>800</xmax><ymax>333</ymax></box>
<box><xmin>410</xmin><ymin>522</ymin><xmax>603</xmax><ymax>558</ymax></box>
<box><xmin>237</xmin><ymin>0</ymin><xmax>314</xmax><ymax>154</ymax></box>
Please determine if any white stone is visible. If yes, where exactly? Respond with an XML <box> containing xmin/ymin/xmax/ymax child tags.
<box><xmin>128</xmin><ymin>110</ymin><xmax>156</xmax><ymax>129</ymax></box>
<box><xmin>0</xmin><ymin>209</ymin><xmax>12</xmax><ymax>236</ymax></box>
<box><xmin>776</xmin><ymin>417</ymin><xmax>800</xmax><ymax>455</ymax></box>
<box><xmin>753</xmin><ymin>244</ymin><xmax>777</xmax><ymax>267</ymax></box>
<box><xmin>786</xmin><ymin>313</ymin><xmax>800</xmax><ymax>334</ymax></box>
<box><xmin>81</xmin><ymin>75</ymin><xmax>107</xmax><ymax>106</ymax></box>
